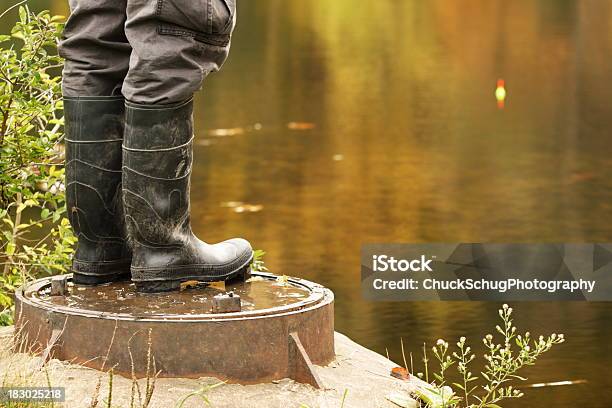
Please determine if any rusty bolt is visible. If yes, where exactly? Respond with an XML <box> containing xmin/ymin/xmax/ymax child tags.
<box><xmin>50</xmin><ymin>275</ymin><xmax>68</xmax><ymax>296</ymax></box>
<box><xmin>212</xmin><ymin>291</ymin><xmax>241</xmax><ymax>313</ymax></box>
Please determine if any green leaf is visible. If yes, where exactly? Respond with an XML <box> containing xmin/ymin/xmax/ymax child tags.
<box><xmin>452</xmin><ymin>382</ymin><xmax>465</xmax><ymax>390</ymax></box>
<box><xmin>19</xmin><ymin>6</ymin><xmax>27</xmax><ymax>23</ymax></box>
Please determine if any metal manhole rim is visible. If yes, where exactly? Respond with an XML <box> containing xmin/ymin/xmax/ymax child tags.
<box><xmin>16</xmin><ymin>271</ymin><xmax>332</xmax><ymax>322</ymax></box>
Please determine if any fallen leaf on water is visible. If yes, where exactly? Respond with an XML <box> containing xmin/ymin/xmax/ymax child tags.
<box><xmin>332</xmin><ymin>154</ymin><xmax>344</xmax><ymax>161</ymax></box>
<box><xmin>287</xmin><ymin>122</ymin><xmax>316</xmax><ymax>130</ymax></box>
<box><xmin>220</xmin><ymin>201</ymin><xmax>263</xmax><ymax>213</ymax></box>
<box><xmin>276</xmin><ymin>275</ymin><xmax>289</xmax><ymax>286</ymax></box>
<box><xmin>180</xmin><ymin>280</ymin><xmax>201</xmax><ymax>291</ymax></box>
<box><xmin>246</xmin><ymin>276</ymin><xmax>265</xmax><ymax>283</ymax></box>
<box><xmin>391</xmin><ymin>366</ymin><xmax>410</xmax><ymax>380</ymax></box>
<box><xmin>207</xmin><ymin>127</ymin><xmax>245</xmax><ymax>137</ymax></box>
<box><xmin>220</xmin><ymin>201</ymin><xmax>244</xmax><ymax>208</ymax></box>
<box><xmin>233</xmin><ymin>204</ymin><xmax>263</xmax><ymax>213</ymax></box>
<box><xmin>568</xmin><ymin>172</ymin><xmax>595</xmax><ymax>184</ymax></box>
<box><xmin>209</xmin><ymin>281</ymin><xmax>226</xmax><ymax>291</ymax></box>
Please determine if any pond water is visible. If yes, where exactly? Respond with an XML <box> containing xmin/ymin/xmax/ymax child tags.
<box><xmin>35</xmin><ymin>276</ymin><xmax>310</xmax><ymax>316</ymax></box>
<box><xmin>3</xmin><ymin>0</ymin><xmax>612</xmax><ymax>406</ymax></box>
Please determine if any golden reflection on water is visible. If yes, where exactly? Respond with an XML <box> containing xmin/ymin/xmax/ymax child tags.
<box><xmin>37</xmin><ymin>279</ymin><xmax>310</xmax><ymax>315</ymax></box>
<box><xmin>4</xmin><ymin>0</ymin><xmax>612</xmax><ymax>406</ymax></box>
<box><xmin>197</xmin><ymin>3</ymin><xmax>612</xmax><ymax>407</ymax></box>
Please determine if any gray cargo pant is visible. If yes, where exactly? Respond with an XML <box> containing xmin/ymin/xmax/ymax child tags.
<box><xmin>59</xmin><ymin>0</ymin><xmax>235</xmax><ymax>104</ymax></box>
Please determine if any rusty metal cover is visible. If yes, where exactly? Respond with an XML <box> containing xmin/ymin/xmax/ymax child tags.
<box><xmin>14</xmin><ymin>272</ymin><xmax>334</xmax><ymax>386</ymax></box>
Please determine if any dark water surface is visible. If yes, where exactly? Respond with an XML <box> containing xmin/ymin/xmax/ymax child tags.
<box><xmin>36</xmin><ymin>278</ymin><xmax>310</xmax><ymax>315</ymax></box>
<box><xmin>4</xmin><ymin>0</ymin><xmax>612</xmax><ymax>406</ymax></box>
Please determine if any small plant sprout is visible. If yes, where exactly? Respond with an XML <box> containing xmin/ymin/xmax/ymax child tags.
<box><xmin>422</xmin><ymin>342</ymin><xmax>429</xmax><ymax>383</ymax></box>
<box><xmin>452</xmin><ymin>336</ymin><xmax>478</xmax><ymax>406</ymax></box>
<box><xmin>432</xmin><ymin>338</ymin><xmax>454</xmax><ymax>387</ymax></box>
<box><xmin>175</xmin><ymin>381</ymin><xmax>225</xmax><ymax>408</ymax></box>
<box><xmin>407</xmin><ymin>304</ymin><xmax>565</xmax><ymax>408</ymax></box>
<box><xmin>250</xmin><ymin>249</ymin><xmax>268</xmax><ymax>272</ymax></box>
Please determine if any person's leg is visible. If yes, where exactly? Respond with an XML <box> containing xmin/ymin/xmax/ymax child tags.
<box><xmin>122</xmin><ymin>0</ymin><xmax>234</xmax><ymax>104</ymax></box>
<box><xmin>59</xmin><ymin>0</ymin><xmax>131</xmax><ymax>96</ymax></box>
<box><xmin>121</xmin><ymin>0</ymin><xmax>252</xmax><ymax>292</ymax></box>
<box><xmin>59</xmin><ymin>0</ymin><xmax>132</xmax><ymax>284</ymax></box>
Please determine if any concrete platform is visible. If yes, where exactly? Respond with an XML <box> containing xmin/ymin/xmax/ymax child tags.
<box><xmin>0</xmin><ymin>326</ymin><xmax>420</xmax><ymax>408</ymax></box>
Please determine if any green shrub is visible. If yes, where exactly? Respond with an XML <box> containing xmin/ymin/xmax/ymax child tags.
<box><xmin>401</xmin><ymin>304</ymin><xmax>566</xmax><ymax>408</ymax></box>
<box><xmin>0</xmin><ymin>5</ymin><xmax>73</xmax><ymax>325</ymax></box>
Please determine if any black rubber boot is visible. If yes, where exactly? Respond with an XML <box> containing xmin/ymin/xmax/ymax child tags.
<box><xmin>122</xmin><ymin>98</ymin><xmax>253</xmax><ymax>293</ymax></box>
<box><xmin>64</xmin><ymin>96</ymin><xmax>132</xmax><ymax>284</ymax></box>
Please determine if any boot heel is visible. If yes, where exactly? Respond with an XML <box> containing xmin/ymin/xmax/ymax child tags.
<box><xmin>134</xmin><ymin>279</ymin><xmax>182</xmax><ymax>293</ymax></box>
<box><xmin>226</xmin><ymin>264</ymin><xmax>252</xmax><ymax>284</ymax></box>
<box><xmin>73</xmin><ymin>271</ymin><xmax>130</xmax><ymax>285</ymax></box>
<box><xmin>71</xmin><ymin>258</ymin><xmax>132</xmax><ymax>285</ymax></box>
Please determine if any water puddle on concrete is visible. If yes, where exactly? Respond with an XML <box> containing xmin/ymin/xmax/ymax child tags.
<box><xmin>34</xmin><ymin>278</ymin><xmax>310</xmax><ymax>316</ymax></box>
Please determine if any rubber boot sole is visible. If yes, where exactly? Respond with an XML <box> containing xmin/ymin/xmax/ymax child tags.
<box><xmin>71</xmin><ymin>259</ymin><xmax>132</xmax><ymax>285</ymax></box>
<box><xmin>133</xmin><ymin>254</ymin><xmax>254</xmax><ymax>293</ymax></box>
<box><xmin>72</xmin><ymin>270</ymin><xmax>132</xmax><ymax>285</ymax></box>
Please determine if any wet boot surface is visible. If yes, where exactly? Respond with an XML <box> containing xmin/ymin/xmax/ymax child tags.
<box><xmin>122</xmin><ymin>98</ymin><xmax>253</xmax><ymax>292</ymax></box>
<box><xmin>64</xmin><ymin>96</ymin><xmax>132</xmax><ymax>284</ymax></box>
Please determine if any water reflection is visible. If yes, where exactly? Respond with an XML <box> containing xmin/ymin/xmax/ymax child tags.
<box><xmin>194</xmin><ymin>2</ymin><xmax>612</xmax><ymax>406</ymax></box>
<box><xmin>36</xmin><ymin>278</ymin><xmax>310</xmax><ymax>315</ymax></box>
<box><xmin>3</xmin><ymin>0</ymin><xmax>612</xmax><ymax>406</ymax></box>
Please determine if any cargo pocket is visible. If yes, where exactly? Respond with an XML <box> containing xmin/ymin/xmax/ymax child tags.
<box><xmin>156</xmin><ymin>0</ymin><xmax>235</xmax><ymax>46</ymax></box>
